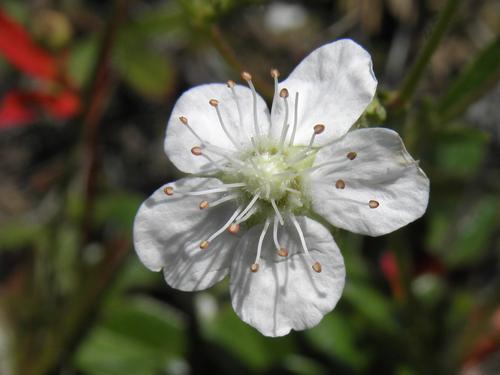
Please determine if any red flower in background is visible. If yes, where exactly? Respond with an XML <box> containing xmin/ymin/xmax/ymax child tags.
<box><xmin>0</xmin><ymin>8</ymin><xmax>80</xmax><ymax>129</ymax></box>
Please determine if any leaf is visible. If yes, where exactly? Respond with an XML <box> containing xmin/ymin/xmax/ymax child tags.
<box><xmin>113</xmin><ymin>37</ymin><xmax>174</xmax><ymax>98</ymax></box>
<box><xmin>306</xmin><ymin>313</ymin><xmax>369</xmax><ymax>371</ymax></box>
<box><xmin>0</xmin><ymin>220</ymin><xmax>42</xmax><ymax>249</ymax></box>
<box><xmin>437</xmin><ymin>37</ymin><xmax>500</xmax><ymax>120</ymax></box>
<box><xmin>202</xmin><ymin>303</ymin><xmax>295</xmax><ymax>370</ymax></box>
<box><xmin>93</xmin><ymin>191</ymin><xmax>143</xmax><ymax>231</ymax></box>
<box><xmin>67</xmin><ymin>37</ymin><xmax>99</xmax><ymax>88</ymax></box>
<box><xmin>343</xmin><ymin>281</ymin><xmax>398</xmax><ymax>333</ymax></box>
<box><xmin>74</xmin><ymin>296</ymin><xmax>186</xmax><ymax>375</ymax></box>
<box><xmin>0</xmin><ymin>9</ymin><xmax>58</xmax><ymax>80</ymax></box>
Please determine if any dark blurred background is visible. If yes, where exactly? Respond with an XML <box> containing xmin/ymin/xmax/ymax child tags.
<box><xmin>0</xmin><ymin>0</ymin><xmax>499</xmax><ymax>374</ymax></box>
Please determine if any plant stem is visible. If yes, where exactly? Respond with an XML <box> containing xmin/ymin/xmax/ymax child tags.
<box><xmin>80</xmin><ymin>0</ymin><xmax>124</xmax><ymax>246</ymax></box>
<box><xmin>389</xmin><ymin>0</ymin><xmax>463</xmax><ymax>108</ymax></box>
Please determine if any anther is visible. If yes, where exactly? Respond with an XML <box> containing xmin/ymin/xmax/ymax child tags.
<box><xmin>312</xmin><ymin>262</ymin><xmax>322</xmax><ymax>273</ymax></box>
<box><xmin>250</xmin><ymin>263</ymin><xmax>259</xmax><ymax>272</ymax></box>
<box><xmin>313</xmin><ymin>124</ymin><xmax>325</xmax><ymax>134</ymax></box>
<box><xmin>280</xmin><ymin>88</ymin><xmax>289</xmax><ymax>98</ymax></box>
<box><xmin>228</xmin><ymin>223</ymin><xmax>240</xmax><ymax>234</ymax></box>
<box><xmin>335</xmin><ymin>179</ymin><xmax>346</xmax><ymax>189</ymax></box>
<box><xmin>241</xmin><ymin>71</ymin><xmax>252</xmax><ymax>81</ymax></box>
<box><xmin>226</xmin><ymin>80</ymin><xmax>235</xmax><ymax>88</ymax></box>
<box><xmin>191</xmin><ymin>146</ymin><xmax>202</xmax><ymax>156</ymax></box>
<box><xmin>179</xmin><ymin>116</ymin><xmax>188</xmax><ymax>125</ymax></box>
<box><xmin>278</xmin><ymin>248</ymin><xmax>288</xmax><ymax>257</ymax></box>
<box><xmin>270</xmin><ymin>68</ymin><xmax>280</xmax><ymax>78</ymax></box>
<box><xmin>209</xmin><ymin>99</ymin><xmax>219</xmax><ymax>107</ymax></box>
<box><xmin>200</xmin><ymin>240</ymin><xmax>209</xmax><ymax>250</ymax></box>
<box><xmin>369</xmin><ymin>200</ymin><xmax>380</xmax><ymax>209</ymax></box>
<box><xmin>347</xmin><ymin>152</ymin><xmax>357</xmax><ymax>160</ymax></box>
<box><xmin>163</xmin><ymin>186</ymin><xmax>174</xmax><ymax>196</ymax></box>
<box><xmin>199</xmin><ymin>200</ymin><xmax>209</xmax><ymax>209</ymax></box>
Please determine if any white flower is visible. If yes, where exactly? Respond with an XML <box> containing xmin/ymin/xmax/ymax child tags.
<box><xmin>133</xmin><ymin>39</ymin><xmax>430</xmax><ymax>337</ymax></box>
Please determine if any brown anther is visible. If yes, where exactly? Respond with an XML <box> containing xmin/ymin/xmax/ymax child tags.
<box><xmin>347</xmin><ymin>151</ymin><xmax>357</xmax><ymax>160</ymax></box>
<box><xmin>369</xmin><ymin>200</ymin><xmax>380</xmax><ymax>209</ymax></box>
<box><xmin>163</xmin><ymin>186</ymin><xmax>174</xmax><ymax>196</ymax></box>
<box><xmin>250</xmin><ymin>263</ymin><xmax>259</xmax><ymax>272</ymax></box>
<box><xmin>278</xmin><ymin>248</ymin><xmax>288</xmax><ymax>257</ymax></box>
<box><xmin>279</xmin><ymin>88</ymin><xmax>289</xmax><ymax>98</ymax></box>
<box><xmin>312</xmin><ymin>262</ymin><xmax>322</xmax><ymax>273</ymax></box>
<box><xmin>199</xmin><ymin>200</ymin><xmax>209</xmax><ymax>209</ymax></box>
<box><xmin>313</xmin><ymin>124</ymin><xmax>325</xmax><ymax>134</ymax></box>
<box><xmin>270</xmin><ymin>68</ymin><xmax>280</xmax><ymax>78</ymax></box>
<box><xmin>191</xmin><ymin>146</ymin><xmax>202</xmax><ymax>156</ymax></box>
<box><xmin>226</xmin><ymin>79</ymin><xmax>236</xmax><ymax>88</ymax></box>
<box><xmin>228</xmin><ymin>223</ymin><xmax>240</xmax><ymax>234</ymax></box>
<box><xmin>209</xmin><ymin>99</ymin><xmax>219</xmax><ymax>107</ymax></box>
<box><xmin>179</xmin><ymin>116</ymin><xmax>188</xmax><ymax>125</ymax></box>
<box><xmin>241</xmin><ymin>71</ymin><xmax>252</xmax><ymax>81</ymax></box>
<box><xmin>335</xmin><ymin>179</ymin><xmax>346</xmax><ymax>189</ymax></box>
<box><xmin>200</xmin><ymin>240</ymin><xmax>209</xmax><ymax>250</ymax></box>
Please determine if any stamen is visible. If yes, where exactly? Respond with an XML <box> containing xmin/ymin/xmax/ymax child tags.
<box><xmin>199</xmin><ymin>200</ymin><xmax>209</xmax><ymax>209</ymax></box>
<box><xmin>251</xmin><ymin>219</ymin><xmax>270</xmax><ymax>272</ymax></box>
<box><xmin>288</xmin><ymin>92</ymin><xmax>299</xmax><ymax>146</ymax></box>
<box><xmin>235</xmin><ymin>204</ymin><xmax>258</xmax><ymax>225</ymax></box>
<box><xmin>209</xmin><ymin>98</ymin><xmax>241</xmax><ymax>149</ymax></box>
<box><xmin>335</xmin><ymin>179</ymin><xmax>346</xmax><ymax>189</ymax></box>
<box><xmin>289</xmin><ymin>124</ymin><xmax>326</xmax><ymax>164</ymax></box>
<box><xmin>241</xmin><ymin>71</ymin><xmax>260</xmax><ymax>137</ymax></box>
<box><xmin>273</xmin><ymin>215</ymin><xmax>288</xmax><ymax>257</ymax></box>
<box><xmin>200</xmin><ymin>240</ymin><xmax>209</xmax><ymax>250</ymax></box>
<box><xmin>176</xmin><ymin>182</ymin><xmax>245</xmax><ymax>196</ymax></box>
<box><xmin>228</xmin><ymin>223</ymin><xmax>240</xmax><ymax>234</ymax></box>
<box><xmin>210</xmin><ymin>193</ymin><xmax>239</xmax><ymax>207</ymax></box>
<box><xmin>290</xmin><ymin>215</ymin><xmax>322</xmax><ymax>273</ymax></box>
<box><xmin>227</xmin><ymin>80</ymin><xmax>245</xmax><ymax>137</ymax></box>
<box><xmin>347</xmin><ymin>152</ymin><xmax>357</xmax><ymax>160</ymax></box>
<box><xmin>202</xmin><ymin>206</ymin><xmax>243</xmax><ymax>247</ymax></box>
<box><xmin>271</xmin><ymin>199</ymin><xmax>284</xmax><ymax>225</ymax></box>
<box><xmin>235</xmin><ymin>193</ymin><xmax>260</xmax><ymax>223</ymax></box>
<box><xmin>202</xmin><ymin>143</ymin><xmax>245</xmax><ymax>166</ymax></box>
<box><xmin>191</xmin><ymin>146</ymin><xmax>202</xmax><ymax>156</ymax></box>
<box><xmin>286</xmin><ymin>187</ymin><xmax>301</xmax><ymax>194</ymax></box>
<box><xmin>278</xmin><ymin>88</ymin><xmax>289</xmax><ymax>148</ymax></box>
<box><xmin>269</xmin><ymin>68</ymin><xmax>280</xmax><ymax>136</ymax></box>
<box><xmin>179</xmin><ymin>116</ymin><xmax>203</xmax><ymax>143</ymax></box>
<box><xmin>163</xmin><ymin>186</ymin><xmax>174</xmax><ymax>196</ymax></box>
<box><xmin>369</xmin><ymin>200</ymin><xmax>380</xmax><ymax>208</ymax></box>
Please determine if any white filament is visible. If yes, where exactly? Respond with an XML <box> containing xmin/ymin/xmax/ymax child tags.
<box><xmin>289</xmin><ymin>92</ymin><xmax>299</xmax><ymax>146</ymax></box>
<box><xmin>254</xmin><ymin>219</ymin><xmax>271</xmax><ymax>264</ymax></box>
<box><xmin>271</xmin><ymin>199</ymin><xmax>284</xmax><ymax>225</ymax></box>
<box><xmin>207</xmin><ymin>206</ymin><xmax>243</xmax><ymax>242</ymax></box>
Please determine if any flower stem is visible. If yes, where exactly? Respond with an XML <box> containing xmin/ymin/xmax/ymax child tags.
<box><xmin>389</xmin><ymin>0</ymin><xmax>463</xmax><ymax>109</ymax></box>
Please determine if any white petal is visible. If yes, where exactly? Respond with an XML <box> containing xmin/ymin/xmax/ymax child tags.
<box><xmin>133</xmin><ymin>177</ymin><xmax>241</xmax><ymax>291</ymax></box>
<box><xmin>306</xmin><ymin>128</ymin><xmax>430</xmax><ymax>236</ymax></box>
<box><xmin>165</xmin><ymin>83</ymin><xmax>271</xmax><ymax>173</ymax></box>
<box><xmin>230</xmin><ymin>216</ymin><xmax>345</xmax><ymax>337</ymax></box>
<box><xmin>271</xmin><ymin>39</ymin><xmax>377</xmax><ymax>145</ymax></box>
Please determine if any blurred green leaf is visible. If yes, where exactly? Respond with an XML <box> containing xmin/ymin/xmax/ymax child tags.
<box><xmin>432</xmin><ymin>128</ymin><xmax>488</xmax><ymax>178</ymax></box>
<box><xmin>93</xmin><ymin>191</ymin><xmax>143</xmax><ymax>231</ymax></box>
<box><xmin>306</xmin><ymin>313</ymin><xmax>368</xmax><ymax>371</ymax></box>
<box><xmin>343</xmin><ymin>281</ymin><xmax>398</xmax><ymax>333</ymax></box>
<box><xmin>445</xmin><ymin>196</ymin><xmax>499</xmax><ymax>267</ymax></box>
<box><xmin>74</xmin><ymin>296</ymin><xmax>186</xmax><ymax>375</ymax></box>
<box><xmin>114</xmin><ymin>36</ymin><xmax>175</xmax><ymax>98</ymax></box>
<box><xmin>68</xmin><ymin>37</ymin><xmax>99</xmax><ymax>88</ymax></box>
<box><xmin>282</xmin><ymin>355</ymin><xmax>326</xmax><ymax>375</ymax></box>
<box><xmin>437</xmin><ymin>37</ymin><xmax>500</xmax><ymax>120</ymax></box>
<box><xmin>202</xmin><ymin>303</ymin><xmax>295</xmax><ymax>370</ymax></box>
<box><xmin>0</xmin><ymin>220</ymin><xmax>41</xmax><ymax>250</ymax></box>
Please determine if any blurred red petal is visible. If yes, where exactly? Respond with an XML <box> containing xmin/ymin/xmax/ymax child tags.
<box><xmin>380</xmin><ymin>251</ymin><xmax>403</xmax><ymax>299</ymax></box>
<box><xmin>0</xmin><ymin>89</ymin><xmax>80</xmax><ymax>129</ymax></box>
<box><xmin>0</xmin><ymin>9</ymin><xmax>58</xmax><ymax>80</ymax></box>
<box><xmin>0</xmin><ymin>91</ymin><xmax>36</xmax><ymax>129</ymax></box>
